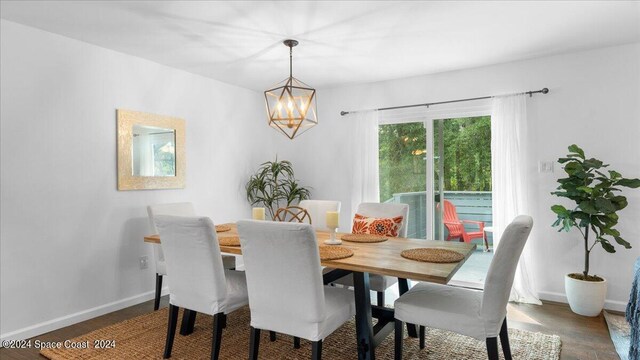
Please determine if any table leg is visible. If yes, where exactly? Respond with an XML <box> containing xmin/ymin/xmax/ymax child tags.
<box><xmin>353</xmin><ymin>272</ymin><xmax>375</xmax><ymax>360</ymax></box>
<box><xmin>398</xmin><ymin>278</ymin><xmax>418</xmax><ymax>338</ymax></box>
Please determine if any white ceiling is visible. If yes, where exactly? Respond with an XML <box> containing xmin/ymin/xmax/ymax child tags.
<box><xmin>2</xmin><ymin>1</ymin><xmax>639</xmax><ymax>90</ymax></box>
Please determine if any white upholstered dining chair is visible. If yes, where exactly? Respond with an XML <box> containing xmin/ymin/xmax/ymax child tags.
<box><xmin>331</xmin><ymin>202</ymin><xmax>409</xmax><ymax>306</ymax></box>
<box><xmin>298</xmin><ymin>200</ymin><xmax>341</xmax><ymax>232</ymax></box>
<box><xmin>147</xmin><ymin>202</ymin><xmax>236</xmax><ymax>310</ymax></box>
<box><xmin>237</xmin><ymin>220</ymin><xmax>355</xmax><ymax>360</ymax></box>
<box><xmin>393</xmin><ymin>215</ymin><xmax>534</xmax><ymax>360</ymax></box>
<box><xmin>155</xmin><ymin>215</ymin><xmax>249</xmax><ymax>360</ymax></box>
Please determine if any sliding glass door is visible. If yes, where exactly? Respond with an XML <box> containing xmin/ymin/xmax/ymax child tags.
<box><xmin>378</xmin><ymin>122</ymin><xmax>427</xmax><ymax>238</ymax></box>
<box><xmin>379</xmin><ymin>116</ymin><xmax>492</xmax><ymax>243</ymax></box>
<box><xmin>429</xmin><ymin>116</ymin><xmax>492</xmax><ymax>244</ymax></box>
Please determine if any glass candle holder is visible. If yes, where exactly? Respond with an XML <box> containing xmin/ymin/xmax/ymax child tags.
<box><xmin>252</xmin><ymin>207</ymin><xmax>266</xmax><ymax>220</ymax></box>
<box><xmin>324</xmin><ymin>211</ymin><xmax>341</xmax><ymax>245</ymax></box>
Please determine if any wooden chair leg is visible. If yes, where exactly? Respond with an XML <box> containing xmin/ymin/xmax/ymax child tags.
<box><xmin>249</xmin><ymin>327</ymin><xmax>261</xmax><ymax>360</ymax></box>
<box><xmin>397</xmin><ymin>279</ymin><xmax>418</xmax><ymax>338</ymax></box>
<box><xmin>419</xmin><ymin>326</ymin><xmax>425</xmax><ymax>349</ymax></box>
<box><xmin>486</xmin><ymin>337</ymin><xmax>499</xmax><ymax>360</ymax></box>
<box><xmin>394</xmin><ymin>319</ymin><xmax>403</xmax><ymax>360</ymax></box>
<box><xmin>499</xmin><ymin>318</ymin><xmax>512</xmax><ymax>360</ymax></box>
<box><xmin>311</xmin><ymin>340</ymin><xmax>322</xmax><ymax>360</ymax></box>
<box><xmin>269</xmin><ymin>331</ymin><xmax>277</xmax><ymax>342</ymax></box>
<box><xmin>377</xmin><ymin>291</ymin><xmax>385</xmax><ymax>307</ymax></box>
<box><xmin>180</xmin><ymin>309</ymin><xmax>197</xmax><ymax>335</ymax></box>
<box><xmin>154</xmin><ymin>274</ymin><xmax>163</xmax><ymax>311</ymax></box>
<box><xmin>211</xmin><ymin>313</ymin><xmax>225</xmax><ymax>360</ymax></box>
<box><xmin>294</xmin><ymin>336</ymin><xmax>301</xmax><ymax>349</ymax></box>
<box><xmin>163</xmin><ymin>304</ymin><xmax>179</xmax><ymax>359</ymax></box>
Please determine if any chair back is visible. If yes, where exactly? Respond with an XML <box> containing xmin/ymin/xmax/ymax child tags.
<box><xmin>439</xmin><ymin>200</ymin><xmax>465</xmax><ymax>236</ymax></box>
<box><xmin>237</xmin><ymin>220</ymin><xmax>326</xmax><ymax>333</ymax></box>
<box><xmin>146</xmin><ymin>203</ymin><xmax>196</xmax><ymax>274</ymax></box>
<box><xmin>299</xmin><ymin>200</ymin><xmax>341</xmax><ymax>231</ymax></box>
<box><xmin>441</xmin><ymin>200</ymin><xmax>462</xmax><ymax>223</ymax></box>
<box><xmin>147</xmin><ymin>202</ymin><xmax>196</xmax><ymax>232</ymax></box>
<box><xmin>481</xmin><ymin>215</ymin><xmax>533</xmax><ymax>331</ymax></box>
<box><xmin>154</xmin><ymin>215</ymin><xmax>228</xmax><ymax>315</ymax></box>
<box><xmin>273</xmin><ymin>206</ymin><xmax>312</xmax><ymax>224</ymax></box>
<box><xmin>356</xmin><ymin>202</ymin><xmax>410</xmax><ymax>237</ymax></box>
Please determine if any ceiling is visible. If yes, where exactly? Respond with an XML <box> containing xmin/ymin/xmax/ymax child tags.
<box><xmin>2</xmin><ymin>1</ymin><xmax>639</xmax><ymax>90</ymax></box>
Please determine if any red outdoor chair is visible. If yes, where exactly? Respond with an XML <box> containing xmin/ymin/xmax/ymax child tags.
<box><xmin>439</xmin><ymin>200</ymin><xmax>485</xmax><ymax>243</ymax></box>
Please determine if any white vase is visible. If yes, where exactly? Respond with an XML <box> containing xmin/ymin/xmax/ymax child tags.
<box><xmin>564</xmin><ymin>274</ymin><xmax>607</xmax><ymax>317</ymax></box>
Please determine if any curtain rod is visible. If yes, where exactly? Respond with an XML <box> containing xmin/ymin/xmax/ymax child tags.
<box><xmin>339</xmin><ymin>87</ymin><xmax>549</xmax><ymax>116</ymax></box>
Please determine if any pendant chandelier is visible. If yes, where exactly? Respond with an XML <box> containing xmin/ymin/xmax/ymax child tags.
<box><xmin>264</xmin><ymin>39</ymin><xmax>317</xmax><ymax>139</ymax></box>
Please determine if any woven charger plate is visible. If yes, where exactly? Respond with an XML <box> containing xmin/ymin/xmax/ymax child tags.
<box><xmin>401</xmin><ymin>248</ymin><xmax>465</xmax><ymax>263</ymax></box>
<box><xmin>218</xmin><ymin>236</ymin><xmax>240</xmax><ymax>246</ymax></box>
<box><xmin>318</xmin><ymin>246</ymin><xmax>354</xmax><ymax>261</ymax></box>
<box><xmin>215</xmin><ymin>224</ymin><xmax>232</xmax><ymax>232</ymax></box>
<box><xmin>341</xmin><ymin>233</ymin><xmax>388</xmax><ymax>243</ymax></box>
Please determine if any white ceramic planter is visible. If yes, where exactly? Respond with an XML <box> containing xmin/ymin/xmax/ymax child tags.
<box><xmin>564</xmin><ymin>274</ymin><xmax>607</xmax><ymax>317</ymax></box>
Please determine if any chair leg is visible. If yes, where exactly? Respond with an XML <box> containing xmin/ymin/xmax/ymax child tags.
<box><xmin>397</xmin><ymin>279</ymin><xmax>418</xmax><ymax>338</ymax></box>
<box><xmin>486</xmin><ymin>337</ymin><xmax>499</xmax><ymax>360</ymax></box>
<box><xmin>180</xmin><ymin>309</ymin><xmax>197</xmax><ymax>335</ymax></box>
<box><xmin>377</xmin><ymin>291</ymin><xmax>385</xmax><ymax>307</ymax></box>
<box><xmin>499</xmin><ymin>318</ymin><xmax>512</xmax><ymax>360</ymax></box>
<box><xmin>163</xmin><ymin>304</ymin><xmax>179</xmax><ymax>359</ymax></box>
<box><xmin>211</xmin><ymin>313</ymin><xmax>226</xmax><ymax>360</ymax></box>
<box><xmin>294</xmin><ymin>336</ymin><xmax>301</xmax><ymax>349</ymax></box>
<box><xmin>419</xmin><ymin>326</ymin><xmax>426</xmax><ymax>349</ymax></box>
<box><xmin>311</xmin><ymin>340</ymin><xmax>322</xmax><ymax>360</ymax></box>
<box><xmin>249</xmin><ymin>327</ymin><xmax>261</xmax><ymax>360</ymax></box>
<box><xmin>154</xmin><ymin>274</ymin><xmax>163</xmax><ymax>311</ymax></box>
<box><xmin>394</xmin><ymin>319</ymin><xmax>403</xmax><ymax>360</ymax></box>
<box><xmin>270</xmin><ymin>331</ymin><xmax>277</xmax><ymax>342</ymax></box>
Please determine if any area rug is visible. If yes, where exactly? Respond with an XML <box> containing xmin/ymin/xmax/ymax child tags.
<box><xmin>41</xmin><ymin>306</ymin><xmax>561</xmax><ymax>359</ymax></box>
<box><xmin>604</xmin><ymin>311</ymin><xmax>631</xmax><ymax>360</ymax></box>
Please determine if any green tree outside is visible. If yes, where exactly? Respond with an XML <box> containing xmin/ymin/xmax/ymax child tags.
<box><xmin>379</xmin><ymin>116</ymin><xmax>491</xmax><ymax>202</ymax></box>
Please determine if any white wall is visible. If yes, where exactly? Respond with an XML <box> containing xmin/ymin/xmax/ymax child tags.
<box><xmin>2</xmin><ymin>19</ymin><xmax>638</xmax><ymax>341</ymax></box>
<box><xmin>272</xmin><ymin>42</ymin><xmax>640</xmax><ymax>310</ymax></box>
<box><xmin>0</xmin><ymin>20</ymin><xmax>274</xmax><ymax>339</ymax></box>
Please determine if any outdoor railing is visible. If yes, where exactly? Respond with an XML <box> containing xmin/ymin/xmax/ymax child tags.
<box><xmin>384</xmin><ymin>191</ymin><xmax>493</xmax><ymax>244</ymax></box>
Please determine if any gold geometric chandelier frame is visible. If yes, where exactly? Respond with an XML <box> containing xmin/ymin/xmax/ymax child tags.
<box><xmin>264</xmin><ymin>39</ymin><xmax>318</xmax><ymax>139</ymax></box>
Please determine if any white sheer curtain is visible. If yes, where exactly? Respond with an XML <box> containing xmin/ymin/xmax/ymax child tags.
<box><xmin>491</xmin><ymin>94</ymin><xmax>541</xmax><ymax>305</ymax></box>
<box><xmin>349</xmin><ymin>111</ymin><xmax>380</xmax><ymax>216</ymax></box>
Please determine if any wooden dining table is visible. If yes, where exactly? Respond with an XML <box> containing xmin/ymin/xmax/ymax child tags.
<box><xmin>144</xmin><ymin>223</ymin><xmax>476</xmax><ymax>360</ymax></box>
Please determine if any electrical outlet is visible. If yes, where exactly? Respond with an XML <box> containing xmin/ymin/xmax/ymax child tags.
<box><xmin>538</xmin><ymin>161</ymin><xmax>554</xmax><ymax>173</ymax></box>
<box><xmin>139</xmin><ymin>256</ymin><xmax>149</xmax><ymax>270</ymax></box>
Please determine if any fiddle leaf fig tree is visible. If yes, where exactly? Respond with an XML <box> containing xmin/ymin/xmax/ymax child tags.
<box><xmin>551</xmin><ymin>144</ymin><xmax>640</xmax><ymax>280</ymax></box>
<box><xmin>246</xmin><ymin>158</ymin><xmax>311</xmax><ymax>219</ymax></box>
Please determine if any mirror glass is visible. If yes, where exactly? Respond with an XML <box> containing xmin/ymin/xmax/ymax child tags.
<box><xmin>117</xmin><ymin>109</ymin><xmax>185</xmax><ymax>190</ymax></box>
<box><xmin>131</xmin><ymin>124</ymin><xmax>176</xmax><ymax>177</ymax></box>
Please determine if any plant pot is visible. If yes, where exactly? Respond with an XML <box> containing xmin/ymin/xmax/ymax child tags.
<box><xmin>564</xmin><ymin>274</ymin><xmax>607</xmax><ymax>316</ymax></box>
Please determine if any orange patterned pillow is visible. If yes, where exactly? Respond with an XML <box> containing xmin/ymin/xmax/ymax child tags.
<box><xmin>352</xmin><ymin>213</ymin><xmax>403</xmax><ymax>237</ymax></box>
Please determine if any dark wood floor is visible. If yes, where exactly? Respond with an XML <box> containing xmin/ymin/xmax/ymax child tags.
<box><xmin>0</xmin><ymin>296</ymin><xmax>619</xmax><ymax>359</ymax></box>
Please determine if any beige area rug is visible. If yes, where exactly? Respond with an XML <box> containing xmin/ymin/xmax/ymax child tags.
<box><xmin>41</xmin><ymin>306</ymin><xmax>561</xmax><ymax>359</ymax></box>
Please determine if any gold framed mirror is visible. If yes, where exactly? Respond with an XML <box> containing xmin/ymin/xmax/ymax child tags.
<box><xmin>117</xmin><ymin>109</ymin><xmax>185</xmax><ymax>190</ymax></box>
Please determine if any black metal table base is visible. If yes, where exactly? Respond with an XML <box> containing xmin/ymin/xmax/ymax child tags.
<box><xmin>353</xmin><ymin>272</ymin><xmax>375</xmax><ymax>360</ymax></box>
<box><xmin>322</xmin><ymin>268</ymin><xmax>418</xmax><ymax>360</ymax></box>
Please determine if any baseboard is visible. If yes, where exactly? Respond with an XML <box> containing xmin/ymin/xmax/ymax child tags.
<box><xmin>0</xmin><ymin>286</ymin><xmax>169</xmax><ymax>343</ymax></box>
<box><xmin>538</xmin><ymin>290</ymin><xmax>628</xmax><ymax>312</ymax></box>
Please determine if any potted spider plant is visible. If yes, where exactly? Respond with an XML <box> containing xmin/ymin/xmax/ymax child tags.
<box><xmin>245</xmin><ymin>158</ymin><xmax>311</xmax><ymax>219</ymax></box>
<box><xmin>551</xmin><ymin>144</ymin><xmax>640</xmax><ymax>316</ymax></box>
